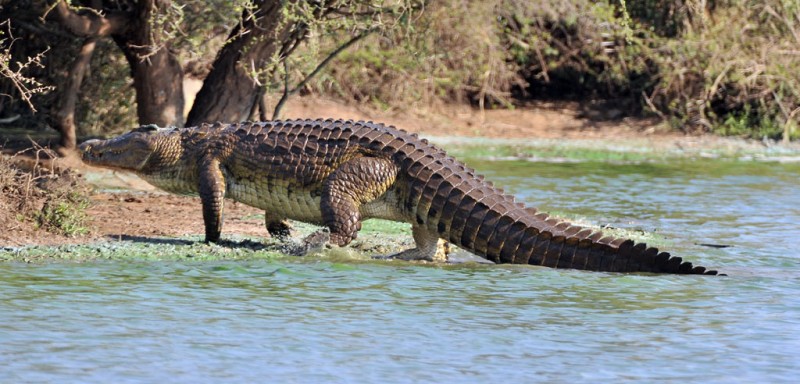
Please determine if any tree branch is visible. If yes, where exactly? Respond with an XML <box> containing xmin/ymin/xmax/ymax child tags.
<box><xmin>272</xmin><ymin>28</ymin><xmax>376</xmax><ymax>119</ymax></box>
<box><xmin>0</xmin><ymin>21</ymin><xmax>54</xmax><ymax>113</ymax></box>
<box><xmin>50</xmin><ymin>0</ymin><xmax>129</xmax><ymax>37</ymax></box>
<box><xmin>13</xmin><ymin>19</ymin><xmax>74</xmax><ymax>39</ymax></box>
<box><xmin>53</xmin><ymin>37</ymin><xmax>97</xmax><ymax>150</ymax></box>
<box><xmin>274</xmin><ymin>58</ymin><xmax>290</xmax><ymax>120</ymax></box>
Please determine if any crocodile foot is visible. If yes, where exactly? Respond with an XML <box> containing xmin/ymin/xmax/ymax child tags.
<box><xmin>282</xmin><ymin>228</ymin><xmax>331</xmax><ymax>256</ymax></box>
<box><xmin>373</xmin><ymin>239</ymin><xmax>451</xmax><ymax>263</ymax></box>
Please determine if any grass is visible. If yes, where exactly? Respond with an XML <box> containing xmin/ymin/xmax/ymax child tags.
<box><xmin>35</xmin><ymin>190</ymin><xmax>91</xmax><ymax>236</ymax></box>
<box><xmin>444</xmin><ymin>143</ymin><xmax>659</xmax><ymax>163</ymax></box>
<box><xmin>0</xmin><ymin>218</ymin><xmax>415</xmax><ymax>264</ymax></box>
<box><xmin>0</xmin><ymin>237</ymin><xmax>285</xmax><ymax>263</ymax></box>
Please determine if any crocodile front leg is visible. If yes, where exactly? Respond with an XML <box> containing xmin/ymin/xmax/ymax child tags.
<box><xmin>199</xmin><ymin>158</ymin><xmax>226</xmax><ymax>243</ymax></box>
<box><xmin>321</xmin><ymin>156</ymin><xmax>398</xmax><ymax>246</ymax></box>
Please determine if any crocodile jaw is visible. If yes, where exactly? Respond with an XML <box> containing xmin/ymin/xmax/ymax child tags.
<box><xmin>79</xmin><ymin>137</ymin><xmax>154</xmax><ymax>172</ymax></box>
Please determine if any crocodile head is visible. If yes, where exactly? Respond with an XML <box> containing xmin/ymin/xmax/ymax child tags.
<box><xmin>79</xmin><ymin>125</ymin><xmax>182</xmax><ymax>173</ymax></box>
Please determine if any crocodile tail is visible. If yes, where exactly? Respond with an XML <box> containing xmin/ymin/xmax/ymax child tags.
<box><xmin>511</xmin><ymin>228</ymin><xmax>720</xmax><ymax>275</ymax></box>
<box><xmin>400</xmin><ymin>142</ymin><xmax>721</xmax><ymax>275</ymax></box>
<box><xmin>453</xmin><ymin>202</ymin><xmax>721</xmax><ymax>274</ymax></box>
<box><xmin>488</xmin><ymin>212</ymin><xmax>722</xmax><ymax>275</ymax></box>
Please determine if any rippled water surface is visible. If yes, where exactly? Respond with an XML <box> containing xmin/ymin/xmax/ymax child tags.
<box><xmin>2</xmin><ymin>158</ymin><xmax>799</xmax><ymax>383</ymax></box>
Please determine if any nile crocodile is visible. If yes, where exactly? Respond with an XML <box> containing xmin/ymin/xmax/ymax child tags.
<box><xmin>79</xmin><ymin>119</ymin><xmax>721</xmax><ymax>274</ymax></box>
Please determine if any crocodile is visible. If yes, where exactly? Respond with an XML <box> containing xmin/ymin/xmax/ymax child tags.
<box><xmin>79</xmin><ymin>119</ymin><xmax>721</xmax><ymax>275</ymax></box>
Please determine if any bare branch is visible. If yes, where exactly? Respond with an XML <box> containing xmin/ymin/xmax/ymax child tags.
<box><xmin>50</xmin><ymin>0</ymin><xmax>129</xmax><ymax>37</ymax></box>
<box><xmin>272</xmin><ymin>27</ymin><xmax>376</xmax><ymax>119</ymax></box>
<box><xmin>274</xmin><ymin>58</ymin><xmax>290</xmax><ymax>120</ymax></box>
<box><xmin>0</xmin><ymin>21</ymin><xmax>54</xmax><ymax>112</ymax></box>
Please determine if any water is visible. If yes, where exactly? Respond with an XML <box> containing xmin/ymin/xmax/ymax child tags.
<box><xmin>2</xmin><ymin>158</ymin><xmax>799</xmax><ymax>383</ymax></box>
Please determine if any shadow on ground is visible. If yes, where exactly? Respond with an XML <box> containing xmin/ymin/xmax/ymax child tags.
<box><xmin>107</xmin><ymin>234</ymin><xmax>273</xmax><ymax>251</ymax></box>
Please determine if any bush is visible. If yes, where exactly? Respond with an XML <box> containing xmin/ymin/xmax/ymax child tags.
<box><xmin>34</xmin><ymin>182</ymin><xmax>90</xmax><ymax>237</ymax></box>
<box><xmin>310</xmin><ymin>0</ymin><xmax>522</xmax><ymax>110</ymax></box>
<box><xmin>311</xmin><ymin>0</ymin><xmax>800</xmax><ymax>140</ymax></box>
<box><xmin>500</xmin><ymin>1</ymin><xmax>659</xmax><ymax>106</ymax></box>
<box><xmin>76</xmin><ymin>40</ymin><xmax>139</xmax><ymax>138</ymax></box>
<box><xmin>649</xmin><ymin>1</ymin><xmax>800</xmax><ymax>139</ymax></box>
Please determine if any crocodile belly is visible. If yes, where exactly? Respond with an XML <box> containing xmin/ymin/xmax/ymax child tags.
<box><xmin>225</xmin><ymin>178</ymin><xmax>324</xmax><ymax>224</ymax></box>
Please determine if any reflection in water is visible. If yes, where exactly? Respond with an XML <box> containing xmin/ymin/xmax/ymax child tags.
<box><xmin>2</xmin><ymin>159</ymin><xmax>799</xmax><ymax>383</ymax></box>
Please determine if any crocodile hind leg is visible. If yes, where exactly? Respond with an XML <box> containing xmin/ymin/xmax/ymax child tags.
<box><xmin>321</xmin><ymin>156</ymin><xmax>398</xmax><ymax>246</ymax></box>
<box><xmin>265</xmin><ymin>215</ymin><xmax>293</xmax><ymax>241</ymax></box>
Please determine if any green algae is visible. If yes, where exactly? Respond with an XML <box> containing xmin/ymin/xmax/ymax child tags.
<box><xmin>0</xmin><ymin>219</ymin><xmax>415</xmax><ymax>263</ymax></box>
<box><xmin>433</xmin><ymin>136</ymin><xmax>800</xmax><ymax>163</ymax></box>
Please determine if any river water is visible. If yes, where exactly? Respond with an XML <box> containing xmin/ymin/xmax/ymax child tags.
<box><xmin>2</xmin><ymin>158</ymin><xmax>799</xmax><ymax>383</ymax></box>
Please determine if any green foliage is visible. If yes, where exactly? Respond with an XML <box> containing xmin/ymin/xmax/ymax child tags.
<box><xmin>645</xmin><ymin>0</ymin><xmax>800</xmax><ymax>138</ymax></box>
<box><xmin>173</xmin><ymin>0</ymin><xmax>247</xmax><ymax>76</ymax></box>
<box><xmin>620</xmin><ymin>0</ymin><xmax>694</xmax><ymax>37</ymax></box>
<box><xmin>716</xmin><ymin>106</ymin><xmax>783</xmax><ymax>138</ymax></box>
<box><xmin>500</xmin><ymin>0</ymin><xmax>660</xmax><ymax>104</ymax></box>
<box><xmin>32</xmin><ymin>169</ymin><xmax>91</xmax><ymax>237</ymax></box>
<box><xmin>309</xmin><ymin>0</ymin><xmax>665</xmax><ymax>111</ymax></box>
<box><xmin>75</xmin><ymin>0</ymin><xmax>245</xmax><ymax>135</ymax></box>
<box><xmin>251</xmin><ymin>0</ymin><xmax>428</xmax><ymax>116</ymax></box>
<box><xmin>35</xmin><ymin>190</ymin><xmax>90</xmax><ymax>237</ymax></box>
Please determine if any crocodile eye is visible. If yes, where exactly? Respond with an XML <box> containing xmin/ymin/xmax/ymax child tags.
<box><xmin>133</xmin><ymin>124</ymin><xmax>160</xmax><ymax>133</ymax></box>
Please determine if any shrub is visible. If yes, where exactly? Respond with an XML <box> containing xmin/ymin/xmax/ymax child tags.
<box><xmin>310</xmin><ymin>0</ymin><xmax>522</xmax><ymax>110</ymax></box>
<box><xmin>311</xmin><ymin>0</ymin><xmax>800</xmax><ymax>139</ymax></box>
<box><xmin>0</xmin><ymin>150</ymin><xmax>91</xmax><ymax>237</ymax></box>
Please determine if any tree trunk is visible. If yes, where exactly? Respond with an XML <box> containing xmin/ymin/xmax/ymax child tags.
<box><xmin>48</xmin><ymin>0</ymin><xmax>184</xmax><ymax>133</ymax></box>
<box><xmin>51</xmin><ymin>0</ymin><xmax>184</xmax><ymax>128</ymax></box>
<box><xmin>134</xmin><ymin>53</ymin><xmax>185</xmax><ymax>127</ymax></box>
<box><xmin>186</xmin><ymin>0</ymin><xmax>300</xmax><ymax>126</ymax></box>
<box><xmin>52</xmin><ymin>38</ymin><xmax>96</xmax><ymax>151</ymax></box>
<box><xmin>116</xmin><ymin>40</ymin><xmax>185</xmax><ymax>127</ymax></box>
<box><xmin>113</xmin><ymin>0</ymin><xmax>185</xmax><ymax>127</ymax></box>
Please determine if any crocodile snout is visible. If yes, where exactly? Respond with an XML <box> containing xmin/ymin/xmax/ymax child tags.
<box><xmin>78</xmin><ymin>139</ymin><xmax>99</xmax><ymax>151</ymax></box>
<box><xmin>78</xmin><ymin>139</ymin><xmax>101</xmax><ymax>160</ymax></box>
